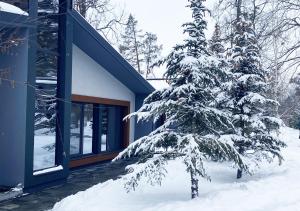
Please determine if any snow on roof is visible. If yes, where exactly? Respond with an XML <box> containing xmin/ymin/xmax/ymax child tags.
<box><xmin>0</xmin><ymin>1</ymin><xmax>28</xmax><ymax>16</ymax></box>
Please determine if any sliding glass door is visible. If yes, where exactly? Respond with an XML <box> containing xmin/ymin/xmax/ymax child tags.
<box><xmin>70</xmin><ymin>103</ymin><xmax>94</xmax><ymax>156</ymax></box>
<box><xmin>83</xmin><ymin>104</ymin><xmax>93</xmax><ymax>154</ymax></box>
<box><xmin>99</xmin><ymin>106</ymin><xmax>109</xmax><ymax>152</ymax></box>
<box><xmin>70</xmin><ymin>102</ymin><xmax>126</xmax><ymax>159</ymax></box>
<box><xmin>70</xmin><ymin>104</ymin><xmax>81</xmax><ymax>155</ymax></box>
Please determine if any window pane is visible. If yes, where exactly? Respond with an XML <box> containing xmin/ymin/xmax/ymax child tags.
<box><xmin>33</xmin><ymin>0</ymin><xmax>59</xmax><ymax>171</ymax></box>
<box><xmin>33</xmin><ymin>82</ymin><xmax>57</xmax><ymax>171</ymax></box>
<box><xmin>100</xmin><ymin>106</ymin><xmax>108</xmax><ymax>152</ymax></box>
<box><xmin>83</xmin><ymin>104</ymin><xmax>93</xmax><ymax>154</ymax></box>
<box><xmin>70</xmin><ymin>104</ymin><xmax>81</xmax><ymax>155</ymax></box>
<box><xmin>108</xmin><ymin>106</ymin><xmax>124</xmax><ymax>151</ymax></box>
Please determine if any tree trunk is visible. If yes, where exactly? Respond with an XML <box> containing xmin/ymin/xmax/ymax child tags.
<box><xmin>75</xmin><ymin>1</ymin><xmax>87</xmax><ymax>18</ymax></box>
<box><xmin>190</xmin><ymin>170</ymin><xmax>199</xmax><ymax>199</ymax></box>
<box><xmin>237</xmin><ymin>169</ymin><xmax>243</xmax><ymax>179</ymax></box>
<box><xmin>252</xmin><ymin>0</ymin><xmax>257</xmax><ymax>29</ymax></box>
<box><xmin>132</xmin><ymin>25</ymin><xmax>141</xmax><ymax>74</ymax></box>
<box><xmin>237</xmin><ymin>147</ymin><xmax>243</xmax><ymax>179</ymax></box>
<box><xmin>236</xmin><ymin>0</ymin><xmax>242</xmax><ymax>21</ymax></box>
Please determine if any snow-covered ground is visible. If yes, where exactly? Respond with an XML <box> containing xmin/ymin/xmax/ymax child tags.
<box><xmin>34</xmin><ymin>135</ymin><xmax>56</xmax><ymax>171</ymax></box>
<box><xmin>52</xmin><ymin>127</ymin><xmax>300</xmax><ymax>211</ymax></box>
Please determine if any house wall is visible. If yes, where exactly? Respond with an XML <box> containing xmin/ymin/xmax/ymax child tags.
<box><xmin>71</xmin><ymin>44</ymin><xmax>136</xmax><ymax>143</ymax></box>
<box><xmin>0</xmin><ymin>28</ymin><xmax>28</xmax><ymax>187</ymax></box>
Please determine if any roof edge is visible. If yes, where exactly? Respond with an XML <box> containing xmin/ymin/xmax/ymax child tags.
<box><xmin>69</xmin><ymin>10</ymin><xmax>155</xmax><ymax>94</ymax></box>
<box><xmin>0</xmin><ymin>11</ymin><xmax>34</xmax><ymax>28</ymax></box>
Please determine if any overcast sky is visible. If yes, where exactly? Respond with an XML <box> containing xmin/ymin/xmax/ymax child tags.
<box><xmin>111</xmin><ymin>0</ymin><xmax>216</xmax><ymax>56</ymax></box>
<box><xmin>110</xmin><ymin>0</ymin><xmax>216</xmax><ymax>87</ymax></box>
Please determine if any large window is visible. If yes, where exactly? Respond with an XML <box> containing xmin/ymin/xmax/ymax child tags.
<box><xmin>70</xmin><ymin>102</ymin><xmax>126</xmax><ymax>158</ymax></box>
<box><xmin>100</xmin><ymin>106</ymin><xmax>108</xmax><ymax>152</ymax></box>
<box><xmin>70</xmin><ymin>104</ymin><xmax>81</xmax><ymax>155</ymax></box>
<box><xmin>83</xmin><ymin>104</ymin><xmax>93</xmax><ymax>154</ymax></box>
<box><xmin>33</xmin><ymin>0</ymin><xmax>59</xmax><ymax>171</ymax></box>
<box><xmin>70</xmin><ymin>103</ymin><xmax>94</xmax><ymax>156</ymax></box>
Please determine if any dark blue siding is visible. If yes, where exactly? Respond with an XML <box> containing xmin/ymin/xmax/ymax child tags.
<box><xmin>0</xmin><ymin>28</ymin><xmax>28</xmax><ymax>187</ymax></box>
<box><xmin>24</xmin><ymin>0</ymin><xmax>73</xmax><ymax>189</ymax></box>
<box><xmin>134</xmin><ymin>94</ymin><xmax>154</xmax><ymax>140</ymax></box>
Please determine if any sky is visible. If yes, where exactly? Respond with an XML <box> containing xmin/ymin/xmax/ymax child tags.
<box><xmin>110</xmin><ymin>0</ymin><xmax>216</xmax><ymax>88</ymax></box>
<box><xmin>111</xmin><ymin>0</ymin><xmax>216</xmax><ymax>56</ymax></box>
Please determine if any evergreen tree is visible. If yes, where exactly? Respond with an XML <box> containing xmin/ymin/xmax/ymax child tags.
<box><xmin>209</xmin><ymin>23</ymin><xmax>229</xmax><ymax>96</ymax></box>
<box><xmin>279</xmin><ymin>74</ymin><xmax>300</xmax><ymax>128</ymax></box>
<box><xmin>34</xmin><ymin>0</ymin><xmax>59</xmax><ymax>134</ymax></box>
<box><xmin>227</xmin><ymin>14</ymin><xmax>286</xmax><ymax>179</ymax></box>
<box><xmin>142</xmin><ymin>32</ymin><xmax>162</xmax><ymax>78</ymax></box>
<box><xmin>119</xmin><ymin>14</ymin><xmax>144</xmax><ymax>74</ymax></box>
<box><xmin>209</xmin><ymin>24</ymin><xmax>225</xmax><ymax>58</ymax></box>
<box><xmin>114</xmin><ymin>0</ymin><xmax>247</xmax><ymax>199</ymax></box>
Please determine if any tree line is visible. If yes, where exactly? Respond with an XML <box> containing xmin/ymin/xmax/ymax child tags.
<box><xmin>213</xmin><ymin>0</ymin><xmax>300</xmax><ymax>128</ymax></box>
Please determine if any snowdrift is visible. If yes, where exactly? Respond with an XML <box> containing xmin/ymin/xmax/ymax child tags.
<box><xmin>52</xmin><ymin>127</ymin><xmax>300</xmax><ymax>211</ymax></box>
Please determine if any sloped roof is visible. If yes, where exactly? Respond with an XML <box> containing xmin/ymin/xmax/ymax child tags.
<box><xmin>70</xmin><ymin>11</ymin><xmax>155</xmax><ymax>95</ymax></box>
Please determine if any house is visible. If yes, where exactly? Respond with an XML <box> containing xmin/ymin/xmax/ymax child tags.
<box><xmin>0</xmin><ymin>0</ymin><xmax>154</xmax><ymax>191</ymax></box>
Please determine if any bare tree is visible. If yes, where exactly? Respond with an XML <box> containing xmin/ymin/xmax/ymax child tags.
<box><xmin>119</xmin><ymin>14</ymin><xmax>144</xmax><ymax>74</ymax></box>
<box><xmin>142</xmin><ymin>32</ymin><xmax>163</xmax><ymax>79</ymax></box>
<box><xmin>213</xmin><ymin>0</ymin><xmax>295</xmax><ymax>101</ymax></box>
<box><xmin>73</xmin><ymin>0</ymin><xmax>126</xmax><ymax>44</ymax></box>
<box><xmin>272</xmin><ymin>1</ymin><xmax>300</xmax><ymax>71</ymax></box>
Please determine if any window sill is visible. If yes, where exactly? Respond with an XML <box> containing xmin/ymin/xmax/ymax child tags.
<box><xmin>33</xmin><ymin>165</ymin><xmax>64</xmax><ymax>176</ymax></box>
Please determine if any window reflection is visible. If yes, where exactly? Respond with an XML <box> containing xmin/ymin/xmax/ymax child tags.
<box><xmin>100</xmin><ymin>107</ymin><xmax>108</xmax><ymax>152</ymax></box>
<box><xmin>83</xmin><ymin>104</ymin><xmax>93</xmax><ymax>154</ymax></box>
<box><xmin>33</xmin><ymin>0</ymin><xmax>59</xmax><ymax>171</ymax></box>
<box><xmin>70</xmin><ymin>102</ymin><xmax>126</xmax><ymax>159</ymax></box>
<box><xmin>70</xmin><ymin>104</ymin><xmax>81</xmax><ymax>155</ymax></box>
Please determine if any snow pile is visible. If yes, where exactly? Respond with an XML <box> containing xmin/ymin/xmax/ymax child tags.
<box><xmin>0</xmin><ymin>1</ymin><xmax>28</xmax><ymax>16</ymax></box>
<box><xmin>52</xmin><ymin>127</ymin><xmax>300</xmax><ymax>211</ymax></box>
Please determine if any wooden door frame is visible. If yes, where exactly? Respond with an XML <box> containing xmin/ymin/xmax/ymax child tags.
<box><xmin>69</xmin><ymin>94</ymin><xmax>130</xmax><ymax>168</ymax></box>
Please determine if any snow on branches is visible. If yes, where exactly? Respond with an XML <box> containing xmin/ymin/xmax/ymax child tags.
<box><xmin>225</xmin><ymin>14</ymin><xmax>286</xmax><ymax>178</ymax></box>
<box><xmin>115</xmin><ymin>0</ymin><xmax>248</xmax><ymax>199</ymax></box>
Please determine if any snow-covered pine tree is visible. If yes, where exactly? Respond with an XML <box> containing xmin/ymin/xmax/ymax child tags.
<box><xmin>119</xmin><ymin>14</ymin><xmax>144</xmax><ymax>74</ymax></box>
<box><xmin>209</xmin><ymin>23</ymin><xmax>229</xmax><ymax>95</ymax></box>
<box><xmin>209</xmin><ymin>24</ymin><xmax>225</xmax><ymax>58</ymax></box>
<box><xmin>34</xmin><ymin>0</ymin><xmax>59</xmax><ymax>135</ymax></box>
<box><xmin>228</xmin><ymin>14</ymin><xmax>286</xmax><ymax>179</ymax></box>
<box><xmin>142</xmin><ymin>32</ymin><xmax>162</xmax><ymax>79</ymax></box>
<box><xmin>114</xmin><ymin>0</ymin><xmax>247</xmax><ymax>199</ymax></box>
